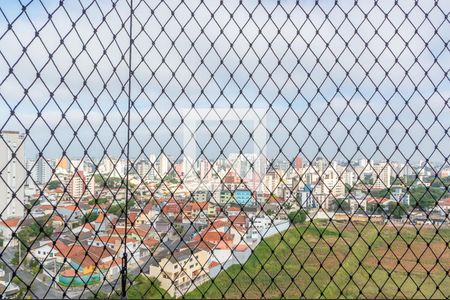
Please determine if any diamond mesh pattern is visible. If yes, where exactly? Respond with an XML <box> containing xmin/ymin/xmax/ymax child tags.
<box><xmin>0</xmin><ymin>0</ymin><xmax>449</xmax><ymax>299</ymax></box>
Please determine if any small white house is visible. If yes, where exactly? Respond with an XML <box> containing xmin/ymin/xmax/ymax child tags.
<box><xmin>30</xmin><ymin>243</ymin><xmax>58</xmax><ymax>261</ymax></box>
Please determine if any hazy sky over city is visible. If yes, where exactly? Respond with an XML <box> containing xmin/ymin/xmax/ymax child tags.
<box><xmin>0</xmin><ymin>0</ymin><xmax>449</xmax><ymax>164</ymax></box>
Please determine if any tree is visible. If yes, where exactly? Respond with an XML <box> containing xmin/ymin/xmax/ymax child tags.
<box><xmin>409</xmin><ymin>186</ymin><xmax>448</xmax><ymax>209</ymax></box>
<box><xmin>174</xmin><ymin>224</ymin><xmax>185</xmax><ymax>235</ymax></box>
<box><xmin>333</xmin><ymin>199</ymin><xmax>351</xmax><ymax>212</ymax></box>
<box><xmin>283</xmin><ymin>202</ymin><xmax>293</xmax><ymax>210</ymax></box>
<box><xmin>88</xmin><ymin>198</ymin><xmax>108</xmax><ymax>206</ymax></box>
<box><xmin>47</xmin><ymin>180</ymin><xmax>61</xmax><ymax>190</ymax></box>
<box><xmin>288</xmin><ymin>210</ymin><xmax>306</xmax><ymax>224</ymax></box>
<box><xmin>107</xmin><ymin>200</ymin><xmax>136</xmax><ymax>217</ymax></box>
<box><xmin>11</xmin><ymin>275</ymin><xmax>27</xmax><ymax>299</ymax></box>
<box><xmin>107</xmin><ymin>204</ymin><xmax>123</xmax><ymax>217</ymax></box>
<box><xmin>126</xmin><ymin>275</ymin><xmax>166</xmax><ymax>299</ymax></box>
<box><xmin>430</xmin><ymin>175</ymin><xmax>450</xmax><ymax>188</ymax></box>
<box><xmin>366</xmin><ymin>203</ymin><xmax>382</xmax><ymax>214</ymax></box>
<box><xmin>345</xmin><ymin>184</ymin><xmax>354</xmax><ymax>193</ymax></box>
<box><xmin>368</xmin><ymin>188</ymin><xmax>391</xmax><ymax>199</ymax></box>
<box><xmin>16</xmin><ymin>219</ymin><xmax>54</xmax><ymax>250</ymax></box>
<box><xmin>11</xmin><ymin>250</ymin><xmax>21</xmax><ymax>266</ymax></box>
<box><xmin>29</xmin><ymin>258</ymin><xmax>41</xmax><ymax>275</ymax></box>
<box><xmin>387</xmin><ymin>202</ymin><xmax>407</xmax><ymax>219</ymax></box>
<box><xmin>94</xmin><ymin>175</ymin><xmax>123</xmax><ymax>188</ymax></box>
<box><xmin>84</xmin><ymin>211</ymin><xmax>99</xmax><ymax>223</ymax></box>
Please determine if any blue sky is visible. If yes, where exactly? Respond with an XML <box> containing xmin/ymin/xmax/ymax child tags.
<box><xmin>0</xmin><ymin>0</ymin><xmax>449</xmax><ymax>164</ymax></box>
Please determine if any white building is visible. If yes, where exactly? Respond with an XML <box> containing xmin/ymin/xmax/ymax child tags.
<box><xmin>0</xmin><ymin>131</ymin><xmax>25</xmax><ymax>219</ymax></box>
<box><xmin>199</xmin><ymin>159</ymin><xmax>212</xmax><ymax>181</ymax></box>
<box><xmin>344</xmin><ymin>169</ymin><xmax>355</xmax><ymax>186</ymax></box>
<box><xmin>35</xmin><ymin>156</ymin><xmax>52</xmax><ymax>185</ymax></box>
<box><xmin>69</xmin><ymin>159</ymin><xmax>84</xmax><ymax>173</ymax></box>
<box><xmin>373</xmin><ymin>162</ymin><xmax>391</xmax><ymax>190</ymax></box>
<box><xmin>66</xmin><ymin>171</ymin><xmax>95</xmax><ymax>199</ymax></box>
<box><xmin>321</xmin><ymin>163</ymin><xmax>346</xmax><ymax>199</ymax></box>
<box><xmin>390</xmin><ymin>188</ymin><xmax>410</xmax><ymax>206</ymax></box>
<box><xmin>159</xmin><ymin>154</ymin><xmax>170</xmax><ymax>177</ymax></box>
<box><xmin>136</xmin><ymin>160</ymin><xmax>150</xmax><ymax>180</ymax></box>
<box><xmin>98</xmin><ymin>158</ymin><xmax>125</xmax><ymax>178</ymax></box>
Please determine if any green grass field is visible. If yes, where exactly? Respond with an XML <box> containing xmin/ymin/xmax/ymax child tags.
<box><xmin>187</xmin><ymin>222</ymin><xmax>450</xmax><ymax>299</ymax></box>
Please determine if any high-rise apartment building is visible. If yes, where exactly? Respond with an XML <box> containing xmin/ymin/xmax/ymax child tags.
<box><xmin>136</xmin><ymin>160</ymin><xmax>150</xmax><ymax>180</ymax></box>
<box><xmin>159</xmin><ymin>154</ymin><xmax>170</xmax><ymax>176</ymax></box>
<box><xmin>373</xmin><ymin>162</ymin><xmax>391</xmax><ymax>190</ymax></box>
<box><xmin>199</xmin><ymin>159</ymin><xmax>212</xmax><ymax>181</ymax></box>
<box><xmin>35</xmin><ymin>156</ymin><xmax>52</xmax><ymax>185</ymax></box>
<box><xmin>67</xmin><ymin>170</ymin><xmax>95</xmax><ymax>199</ymax></box>
<box><xmin>98</xmin><ymin>158</ymin><xmax>125</xmax><ymax>178</ymax></box>
<box><xmin>294</xmin><ymin>156</ymin><xmax>303</xmax><ymax>172</ymax></box>
<box><xmin>0</xmin><ymin>131</ymin><xmax>26</xmax><ymax>219</ymax></box>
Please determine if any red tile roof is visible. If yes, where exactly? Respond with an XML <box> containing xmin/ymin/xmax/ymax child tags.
<box><xmin>95</xmin><ymin>213</ymin><xmax>105</xmax><ymax>223</ymax></box>
<box><xmin>439</xmin><ymin>198</ymin><xmax>450</xmax><ymax>206</ymax></box>
<box><xmin>191</xmin><ymin>202</ymin><xmax>209</xmax><ymax>211</ymax></box>
<box><xmin>52</xmin><ymin>215</ymin><xmax>64</xmax><ymax>222</ymax></box>
<box><xmin>38</xmin><ymin>204</ymin><xmax>54</xmax><ymax>210</ymax></box>
<box><xmin>227</xmin><ymin>207</ymin><xmax>241</xmax><ymax>211</ymax></box>
<box><xmin>163</xmin><ymin>203</ymin><xmax>180</xmax><ymax>214</ymax></box>
<box><xmin>229</xmin><ymin>215</ymin><xmax>246</xmax><ymax>225</ymax></box>
<box><xmin>234</xmin><ymin>244</ymin><xmax>249</xmax><ymax>252</ymax></box>
<box><xmin>82</xmin><ymin>223</ymin><xmax>95</xmax><ymax>231</ymax></box>
<box><xmin>143</xmin><ymin>238</ymin><xmax>159</xmax><ymax>248</ymax></box>
<box><xmin>128</xmin><ymin>212</ymin><xmax>138</xmax><ymax>223</ymax></box>
<box><xmin>193</xmin><ymin>231</ymin><xmax>234</xmax><ymax>245</ymax></box>
<box><xmin>59</xmin><ymin>205</ymin><xmax>78</xmax><ymax>211</ymax></box>
<box><xmin>143</xmin><ymin>203</ymin><xmax>153</xmax><ymax>214</ymax></box>
<box><xmin>0</xmin><ymin>218</ymin><xmax>22</xmax><ymax>228</ymax></box>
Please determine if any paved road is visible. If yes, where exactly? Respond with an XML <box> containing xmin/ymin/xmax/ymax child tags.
<box><xmin>1</xmin><ymin>247</ymin><xmax>86</xmax><ymax>299</ymax></box>
<box><xmin>0</xmin><ymin>244</ymin><xmax>171</xmax><ymax>299</ymax></box>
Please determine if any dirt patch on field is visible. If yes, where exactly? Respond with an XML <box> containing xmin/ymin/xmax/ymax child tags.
<box><xmin>364</xmin><ymin>239</ymin><xmax>449</xmax><ymax>274</ymax></box>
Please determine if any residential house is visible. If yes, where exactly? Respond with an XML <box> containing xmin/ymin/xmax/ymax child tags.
<box><xmin>148</xmin><ymin>248</ymin><xmax>210</xmax><ymax>297</ymax></box>
<box><xmin>0</xmin><ymin>218</ymin><xmax>23</xmax><ymax>247</ymax></box>
<box><xmin>30</xmin><ymin>241</ymin><xmax>58</xmax><ymax>261</ymax></box>
<box><xmin>56</xmin><ymin>205</ymin><xmax>84</xmax><ymax>223</ymax></box>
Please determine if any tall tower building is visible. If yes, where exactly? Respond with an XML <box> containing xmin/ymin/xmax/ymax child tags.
<box><xmin>373</xmin><ymin>162</ymin><xmax>391</xmax><ymax>190</ymax></box>
<box><xmin>67</xmin><ymin>170</ymin><xmax>94</xmax><ymax>199</ymax></box>
<box><xmin>159</xmin><ymin>154</ymin><xmax>170</xmax><ymax>177</ymax></box>
<box><xmin>182</xmin><ymin>156</ymin><xmax>194</xmax><ymax>178</ymax></box>
<box><xmin>35</xmin><ymin>156</ymin><xmax>52</xmax><ymax>185</ymax></box>
<box><xmin>136</xmin><ymin>160</ymin><xmax>150</xmax><ymax>180</ymax></box>
<box><xmin>294</xmin><ymin>156</ymin><xmax>303</xmax><ymax>172</ymax></box>
<box><xmin>199</xmin><ymin>159</ymin><xmax>212</xmax><ymax>181</ymax></box>
<box><xmin>0</xmin><ymin>131</ymin><xmax>26</xmax><ymax>219</ymax></box>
